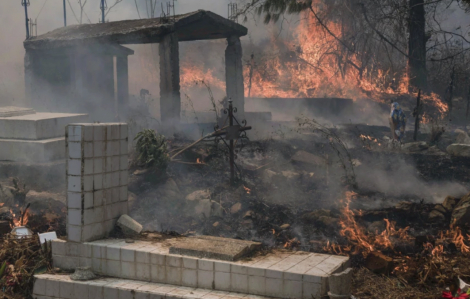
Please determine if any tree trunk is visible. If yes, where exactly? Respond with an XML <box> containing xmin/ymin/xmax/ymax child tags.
<box><xmin>408</xmin><ymin>0</ymin><xmax>427</xmax><ymax>90</ymax></box>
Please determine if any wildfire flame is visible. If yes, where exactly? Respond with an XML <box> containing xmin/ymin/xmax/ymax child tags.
<box><xmin>196</xmin><ymin>158</ymin><xmax>202</xmax><ymax>164</ymax></box>
<box><xmin>243</xmin><ymin>186</ymin><xmax>251</xmax><ymax>194</ymax></box>
<box><xmin>9</xmin><ymin>207</ymin><xmax>29</xmax><ymax>228</ymax></box>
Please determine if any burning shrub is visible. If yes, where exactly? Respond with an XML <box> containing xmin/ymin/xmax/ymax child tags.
<box><xmin>134</xmin><ymin>129</ymin><xmax>169</xmax><ymax>170</ymax></box>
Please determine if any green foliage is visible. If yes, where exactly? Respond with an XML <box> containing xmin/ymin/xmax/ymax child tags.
<box><xmin>256</xmin><ymin>0</ymin><xmax>312</xmax><ymax>23</ymax></box>
<box><xmin>134</xmin><ymin>129</ymin><xmax>169</xmax><ymax>169</ymax></box>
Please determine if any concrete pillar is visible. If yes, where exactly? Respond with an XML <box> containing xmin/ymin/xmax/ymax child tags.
<box><xmin>66</xmin><ymin>123</ymin><xmax>129</xmax><ymax>242</ymax></box>
<box><xmin>225</xmin><ymin>35</ymin><xmax>245</xmax><ymax>118</ymax></box>
<box><xmin>24</xmin><ymin>49</ymin><xmax>36</xmax><ymax>108</ymax></box>
<box><xmin>159</xmin><ymin>32</ymin><xmax>181</xmax><ymax>126</ymax></box>
<box><xmin>116</xmin><ymin>56</ymin><xmax>129</xmax><ymax>118</ymax></box>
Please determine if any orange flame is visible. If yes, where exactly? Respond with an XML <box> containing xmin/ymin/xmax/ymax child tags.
<box><xmin>9</xmin><ymin>208</ymin><xmax>29</xmax><ymax>228</ymax></box>
<box><xmin>243</xmin><ymin>186</ymin><xmax>251</xmax><ymax>194</ymax></box>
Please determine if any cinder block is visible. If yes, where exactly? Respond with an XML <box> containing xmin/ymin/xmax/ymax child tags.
<box><xmin>151</xmin><ymin>265</ymin><xmax>166</xmax><ymax>283</ymax></box>
<box><xmin>150</xmin><ymin>253</ymin><xmax>166</xmax><ymax>265</ymax></box>
<box><xmin>83</xmin><ymin>126</ymin><xmax>93</xmax><ymax>141</ymax></box>
<box><xmin>231</xmin><ymin>273</ymin><xmax>248</xmax><ymax>293</ymax></box>
<box><xmin>231</xmin><ymin>264</ymin><xmax>247</xmax><ymax>275</ymax></box>
<box><xmin>80</xmin><ymin>243</ymin><xmax>92</xmax><ymax>257</ymax></box>
<box><xmin>266</xmin><ymin>269</ymin><xmax>283</xmax><ymax>279</ymax></box>
<box><xmin>68</xmin><ymin>176</ymin><xmax>81</xmax><ymax>192</ymax></box>
<box><xmin>68</xmin><ymin>142</ymin><xmax>82</xmax><ymax>159</ymax></box>
<box><xmin>103</xmin><ymin>284</ymin><xmax>118</xmax><ymax>298</ymax></box>
<box><xmin>80</xmin><ymin>257</ymin><xmax>92</xmax><ymax>267</ymax></box>
<box><xmin>68</xmin><ymin>159</ymin><xmax>81</xmax><ymax>176</ymax></box>
<box><xmin>66</xmin><ymin>242</ymin><xmax>81</xmax><ymax>256</ymax></box>
<box><xmin>302</xmin><ymin>282</ymin><xmax>321</xmax><ymax>299</ymax></box>
<box><xmin>46</xmin><ymin>279</ymin><xmax>61</xmax><ymax>297</ymax></box>
<box><xmin>248</xmin><ymin>275</ymin><xmax>266</xmax><ymax>295</ymax></box>
<box><xmin>107</xmin><ymin>245</ymin><xmax>121</xmax><ymax>260</ymax></box>
<box><xmin>92</xmin><ymin>244</ymin><xmax>106</xmax><ymax>259</ymax></box>
<box><xmin>182</xmin><ymin>269</ymin><xmax>197</xmax><ymax>287</ymax></box>
<box><xmin>214</xmin><ymin>262</ymin><xmax>230</xmax><ymax>273</ymax></box>
<box><xmin>214</xmin><ymin>271</ymin><xmax>231</xmax><ymax>291</ymax></box>
<box><xmin>120</xmin><ymin>155</ymin><xmax>128</xmax><ymax>170</ymax></box>
<box><xmin>283</xmin><ymin>280</ymin><xmax>303</xmax><ymax>299</ymax></box>
<box><xmin>167</xmin><ymin>255</ymin><xmax>182</xmax><ymax>268</ymax></box>
<box><xmin>68</xmin><ymin>192</ymin><xmax>82</xmax><ymax>209</ymax></box>
<box><xmin>120</xmin><ymin>171</ymin><xmax>128</xmax><ymax>186</ymax></box>
<box><xmin>112</xmin><ymin>187</ymin><xmax>120</xmax><ymax>203</ymax></box>
<box><xmin>84</xmin><ymin>158</ymin><xmax>93</xmax><ymax>175</ymax></box>
<box><xmin>106</xmin><ymin>260</ymin><xmax>121</xmax><ymax>277</ymax></box>
<box><xmin>94</xmin><ymin>158</ymin><xmax>104</xmax><ymax>174</ymax></box>
<box><xmin>119</xmin><ymin>186</ymin><xmax>128</xmax><ymax>202</ymax></box>
<box><xmin>198</xmin><ymin>260</ymin><xmax>213</xmax><ymax>271</ymax></box>
<box><xmin>111</xmin><ymin>172</ymin><xmax>120</xmax><ymax>188</ymax></box>
<box><xmin>198</xmin><ymin>270</ymin><xmax>214</xmax><ymax>289</ymax></box>
<box><xmin>182</xmin><ymin>257</ymin><xmax>198</xmax><ymax>269</ymax></box>
<box><xmin>73</xmin><ymin>281</ymin><xmax>89</xmax><ymax>299</ymax></box>
<box><xmin>265</xmin><ymin>278</ymin><xmax>283</xmax><ymax>297</ymax></box>
<box><xmin>111</xmin><ymin>156</ymin><xmax>120</xmax><ymax>172</ymax></box>
<box><xmin>51</xmin><ymin>240</ymin><xmax>66</xmax><ymax>256</ymax></box>
<box><xmin>88</xmin><ymin>283</ymin><xmax>104</xmax><ymax>299</ymax></box>
<box><xmin>167</xmin><ymin>266</ymin><xmax>182</xmax><ymax>285</ymax></box>
<box><xmin>120</xmin><ymin>141</ymin><xmax>128</xmax><ymax>155</ymax></box>
<box><xmin>121</xmin><ymin>261</ymin><xmax>136</xmax><ymax>279</ymax></box>
<box><xmin>94</xmin><ymin>141</ymin><xmax>104</xmax><ymax>157</ymax></box>
<box><xmin>136</xmin><ymin>263</ymin><xmax>151</xmax><ymax>281</ymax></box>
<box><xmin>84</xmin><ymin>142</ymin><xmax>93</xmax><ymax>158</ymax></box>
<box><xmin>93</xmin><ymin>190</ymin><xmax>103</xmax><ymax>206</ymax></box>
<box><xmin>110</xmin><ymin>125</ymin><xmax>120</xmax><ymax>140</ymax></box>
<box><xmin>94</xmin><ymin>126</ymin><xmax>105</xmax><ymax>141</ymax></box>
<box><xmin>84</xmin><ymin>193</ymin><xmax>94</xmax><ymax>209</ymax></box>
<box><xmin>67</xmin><ymin>225</ymin><xmax>82</xmax><ymax>242</ymax></box>
<box><xmin>247</xmin><ymin>266</ymin><xmax>265</xmax><ymax>277</ymax></box>
<box><xmin>59</xmin><ymin>280</ymin><xmax>75</xmax><ymax>298</ymax></box>
<box><xmin>121</xmin><ymin>248</ymin><xmax>135</xmax><ymax>262</ymax></box>
<box><xmin>92</xmin><ymin>258</ymin><xmax>105</xmax><ymax>273</ymax></box>
<box><xmin>104</xmin><ymin>173</ymin><xmax>111</xmax><ymax>189</ymax></box>
<box><xmin>68</xmin><ymin>125</ymin><xmax>82</xmax><ymax>142</ymax></box>
<box><xmin>33</xmin><ymin>277</ymin><xmax>46</xmax><ymax>295</ymax></box>
<box><xmin>68</xmin><ymin>209</ymin><xmax>82</xmax><ymax>226</ymax></box>
<box><xmin>84</xmin><ymin>175</ymin><xmax>94</xmax><ymax>192</ymax></box>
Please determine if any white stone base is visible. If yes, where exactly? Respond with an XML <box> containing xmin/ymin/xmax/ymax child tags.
<box><xmin>0</xmin><ymin>113</ymin><xmax>88</xmax><ymax>140</ymax></box>
<box><xmin>51</xmin><ymin>239</ymin><xmax>350</xmax><ymax>299</ymax></box>
<box><xmin>33</xmin><ymin>274</ymin><xmax>269</xmax><ymax>299</ymax></box>
<box><xmin>0</xmin><ymin>137</ymin><xmax>65</xmax><ymax>162</ymax></box>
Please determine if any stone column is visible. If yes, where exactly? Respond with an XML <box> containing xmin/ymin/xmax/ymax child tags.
<box><xmin>225</xmin><ymin>35</ymin><xmax>245</xmax><ymax>118</ymax></box>
<box><xmin>66</xmin><ymin>123</ymin><xmax>129</xmax><ymax>242</ymax></box>
<box><xmin>116</xmin><ymin>56</ymin><xmax>129</xmax><ymax>118</ymax></box>
<box><xmin>159</xmin><ymin>32</ymin><xmax>181</xmax><ymax>126</ymax></box>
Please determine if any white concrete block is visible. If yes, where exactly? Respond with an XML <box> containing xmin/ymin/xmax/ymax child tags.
<box><xmin>167</xmin><ymin>266</ymin><xmax>182</xmax><ymax>285</ymax></box>
<box><xmin>84</xmin><ymin>175</ymin><xmax>94</xmax><ymax>192</ymax></box>
<box><xmin>68</xmin><ymin>175</ymin><xmax>81</xmax><ymax>192</ymax></box>
<box><xmin>79</xmin><ymin>257</ymin><xmax>92</xmax><ymax>267</ymax></box>
<box><xmin>121</xmin><ymin>261</ymin><xmax>136</xmax><ymax>279</ymax></box>
<box><xmin>68</xmin><ymin>192</ymin><xmax>82</xmax><ymax>209</ymax></box>
<box><xmin>198</xmin><ymin>260</ymin><xmax>213</xmax><ymax>271</ymax></box>
<box><xmin>247</xmin><ymin>266</ymin><xmax>265</xmax><ymax>277</ymax></box>
<box><xmin>151</xmin><ymin>265</ymin><xmax>166</xmax><ymax>283</ymax></box>
<box><xmin>111</xmin><ymin>171</ymin><xmax>120</xmax><ymax>187</ymax></box>
<box><xmin>94</xmin><ymin>126</ymin><xmax>105</xmax><ymax>141</ymax></box>
<box><xmin>60</xmin><ymin>280</ymin><xmax>75</xmax><ymax>298</ymax></box>
<box><xmin>107</xmin><ymin>245</ymin><xmax>121</xmax><ymax>260</ymax></box>
<box><xmin>106</xmin><ymin>260</ymin><xmax>121</xmax><ymax>277</ymax></box>
<box><xmin>92</xmin><ymin>244</ymin><xmax>106</xmax><ymax>259</ymax></box>
<box><xmin>33</xmin><ymin>276</ymin><xmax>46</xmax><ymax>295</ymax></box>
<box><xmin>51</xmin><ymin>240</ymin><xmax>66</xmax><ymax>256</ymax></box>
<box><xmin>284</xmin><ymin>271</ymin><xmax>303</xmax><ymax>281</ymax></box>
<box><xmin>92</xmin><ymin>258</ymin><xmax>105</xmax><ymax>273</ymax></box>
<box><xmin>68</xmin><ymin>142</ymin><xmax>82</xmax><ymax>159</ymax></box>
<box><xmin>110</xmin><ymin>125</ymin><xmax>120</xmax><ymax>140</ymax></box>
<box><xmin>117</xmin><ymin>214</ymin><xmax>143</xmax><ymax>235</ymax></box>
<box><xmin>214</xmin><ymin>262</ymin><xmax>230</xmax><ymax>273</ymax></box>
<box><xmin>214</xmin><ymin>272</ymin><xmax>231</xmax><ymax>291</ymax></box>
<box><xmin>302</xmin><ymin>282</ymin><xmax>321</xmax><ymax>299</ymax></box>
<box><xmin>94</xmin><ymin>174</ymin><xmax>103</xmax><ymax>190</ymax></box>
<box><xmin>94</xmin><ymin>190</ymin><xmax>103</xmax><ymax>206</ymax></box>
<box><xmin>283</xmin><ymin>280</ymin><xmax>302</xmax><ymax>299</ymax></box>
<box><xmin>93</xmin><ymin>141</ymin><xmax>104</xmax><ymax>157</ymax></box>
<box><xmin>198</xmin><ymin>270</ymin><xmax>214</xmax><ymax>289</ymax></box>
<box><xmin>265</xmin><ymin>278</ymin><xmax>283</xmax><ymax>297</ymax></box>
<box><xmin>231</xmin><ymin>273</ymin><xmax>248</xmax><ymax>293</ymax></box>
<box><xmin>121</xmin><ymin>248</ymin><xmax>136</xmax><ymax>262</ymax></box>
<box><xmin>167</xmin><ymin>255</ymin><xmax>182</xmax><ymax>268</ymax></box>
<box><xmin>84</xmin><ymin>142</ymin><xmax>94</xmax><ymax>158</ymax></box>
<box><xmin>68</xmin><ymin>125</ymin><xmax>82</xmax><ymax>142</ymax></box>
<box><xmin>68</xmin><ymin>209</ymin><xmax>82</xmax><ymax>226</ymax></box>
<box><xmin>248</xmin><ymin>275</ymin><xmax>266</xmax><ymax>295</ymax></box>
<box><xmin>84</xmin><ymin>192</ymin><xmax>94</xmax><ymax>209</ymax></box>
<box><xmin>112</xmin><ymin>187</ymin><xmax>120</xmax><ymax>203</ymax></box>
<box><xmin>66</xmin><ymin>242</ymin><xmax>81</xmax><ymax>256</ymax></box>
<box><xmin>183</xmin><ymin>257</ymin><xmax>198</xmax><ymax>270</ymax></box>
<box><xmin>46</xmin><ymin>277</ymin><xmax>61</xmax><ymax>297</ymax></box>
<box><xmin>231</xmin><ymin>264</ymin><xmax>247</xmax><ymax>275</ymax></box>
<box><xmin>182</xmin><ymin>269</ymin><xmax>198</xmax><ymax>287</ymax></box>
<box><xmin>103</xmin><ymin>284</ymin><xmax>119</xmax><ymax>298</ymax></box>
<box><xmin>111</xmin><ymin>156</ymin><xmax>120</xmax><ymax>172</ymax></box>
<box><xmin>94</xmin><ymin>158</ymin><xmax>104</xmax><ymax>174</ymax></box>
<box><xmin>67</xmin><ymin>225</ymin><xmax>82</xmax><ymax>243</ymax></box>
<box><xmin>150</xmin><ymin>253</ymin><xmax>166</xmax><ymax>265</ymax></box>
<box><xmin>136</xmin><ymin>263</ymin><xmax>151</xmax><ymax>281</ymax></box>
<box><xmin>119</xmin><ymin>186</ymin><xmax>128</xmax><ymax>202</ymax></box>
<box><xmin>265</xmin><ymin>269</ymin><xmax>283</xmax><ymax>279</ymax></box>
<box><xmin>88</xmin><ymin>283</ymin><xmax>104</xmax><ymax>299</ymax></box>
<box><xmin>83</xmin><ymin>126</ymin><xmax>94</xmax><ymax>141</ymax></box>
<box><xmin>73</xmin><ymin>281</ymin><xmax>89</xmax><ymax>299</ymax></box>
<box><xmin>80</xmin><ymin>243</ymin><xmax>92</xmax><ymax>257</ymax></box>
<box><xmin>0</xmin><ymin>137</ymin><xmax>66</xmax><ymax>162</ymax></box>
<box><xmin>104</xmin><ymin>173</ymin><xmax>111</xmax><ymax>189</ymax></box>
<box><xmin>68</xmin><ymin>159</ymin><xmax>81</xmax><ymax>176</ymax></box>
<box><xmin>84</xmin><ymin>158</ymin><xmax>93</xmax><ymax>175</ymax></box>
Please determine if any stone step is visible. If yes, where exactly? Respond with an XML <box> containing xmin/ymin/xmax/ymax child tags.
<box><xmin>51</xmin><ymin>239</ymin><xmax>350</xmax><ymax>299</ymax></box>
<box><xmin>0</xmin><ymin>112</ymin><xmax>88</xmax><ymax>140</ymax></box>
<box><xmin>0</xmin><ymin>137</ymin><xmax>65</xmax><ymax>162</ymax></box>
<box><xmin>33</xmin><ymin>274</ymin><xmax>274</xmax><ymax>299</ymax></box>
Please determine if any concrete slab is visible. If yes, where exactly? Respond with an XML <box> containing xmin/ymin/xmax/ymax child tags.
<box><xmin>169</xmin><ymin>236</ymin><xmax>262</xmax><ymax>261</ymax></box>
<box><xmin>0</xmin><ymin>112</ymin><xmax>88</xmax><ymax>140</ymax></box>
<box><xmin>0</xmin><ymin>137</ymin><xmax>65</xmax><ymax>162</ymax></box>
<box><xmin>0</xmin><ymin>106</ymin><xmax>35</xmax><ymax>117</ymax></box>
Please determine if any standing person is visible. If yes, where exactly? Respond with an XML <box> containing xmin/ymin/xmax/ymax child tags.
<box><xmin>390</xmin><ymin>102</ymin><xmax>407</xmax><ymax>142</ymax></box>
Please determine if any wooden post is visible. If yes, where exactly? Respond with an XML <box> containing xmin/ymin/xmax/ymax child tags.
<box><xmin>225</xmin><ymin>35</ymin><xmax>245</xmax><ymax>118</ymax></box>
<box><xmin>159</xmin><ymin>32</ymin><xmax>181</xmax><ymax>126</ymax></box>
